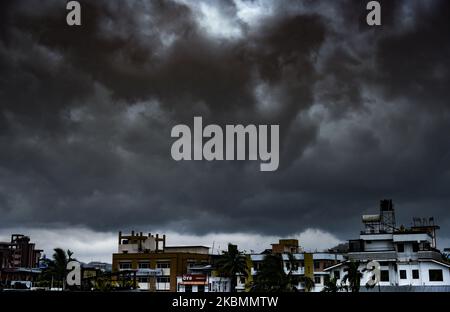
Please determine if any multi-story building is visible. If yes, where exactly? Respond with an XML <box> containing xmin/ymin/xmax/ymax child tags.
<box><xmin>0</xmin><ymin>234</ymin><xmax>43</xmax><ymax>287</ymax></box>
<box><xmin>325</xmin><ymin>200</ymin><xmax>450</xmax><ymax>291</ymax></box>
<box><xmin>0</xmin><ymin>234</ymin><xmax>42</xmax><ymax>269</ymax></box>
<box><xmin>112</xmin><ymin>231</ymin><xmax>210</xmax><ymax>292</ymax></box>
<box><xmin>237</xmin><ymin>239</ymin><xmax>344</xmax><ymax>292</ymax></box>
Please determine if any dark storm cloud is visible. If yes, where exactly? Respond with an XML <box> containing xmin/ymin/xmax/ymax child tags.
<box><xmin>1</xmin><ymin>0</ymin><xmax>450</xmax><ymax>242</ymax></box>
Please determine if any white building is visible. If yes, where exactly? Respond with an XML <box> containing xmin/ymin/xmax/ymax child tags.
<box><xmin>240</xmin><ymin>252</ymin><xmax>344</xmax><ymax>292</ymax></box>
<box><xmin>325</xmin><ymin>200</ymin><xmax>450</xmax><ymax>291</ymax></box>
<box><xmin>232</xmin><ymin>239</ymin><xmax>344</xmax><ymax>292</ymax></box>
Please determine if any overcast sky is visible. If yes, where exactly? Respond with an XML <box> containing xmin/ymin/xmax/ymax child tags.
<box><xmin>1</xmin><ymin>0</ymin><xmax>450</xmax><ymax>263</ymax></box>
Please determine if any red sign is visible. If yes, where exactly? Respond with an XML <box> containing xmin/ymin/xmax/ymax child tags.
<box><xmin>182</xmin><ymin>274</ymin><xmax>207</xmax><ymax>282</ymax></box>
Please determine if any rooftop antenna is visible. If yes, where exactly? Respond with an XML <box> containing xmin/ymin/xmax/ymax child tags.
<box><xmin>380</xmin><ymin>199</ymin><xmax>396</xmax><ymax>233</ymax></box>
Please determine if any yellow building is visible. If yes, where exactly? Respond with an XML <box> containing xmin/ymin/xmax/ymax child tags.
<box><xmin>112</xmin><ymin>231</ymin><xmax>210</xmax><ymax>292</ymax></box>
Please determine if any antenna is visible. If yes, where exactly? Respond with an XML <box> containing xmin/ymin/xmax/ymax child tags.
<box><xmin>380</xmin><ymin>199</ymin><xmax>396</xmax><ymax>233</ymax></box>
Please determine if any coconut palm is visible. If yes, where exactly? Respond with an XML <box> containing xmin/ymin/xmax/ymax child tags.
<box><xmin>299</xmin><ymin>275</ymin><xmax>315</xmax><ymax>292</ymax></box>
<box><xmin>251</xmin><ymin>253</ymin><xmax>286</xmax><ymax>292</ymax></box>
<box><xmin>42</xmin><ymin>248</ymin><xmax>76</xmax><ymax>290</ymax></box>
<box><xmin>216</xmin><ymin>244</ymin><xmax>248</xmax><ymax>292</ymax></box>
<box><xmin>322</xmin><ymin>276</ymin><xmax>340</xmax><ymax>292</ymax></box>
<box><xmin>251</xmin><ymin>253</ymin><xmax>305</xmax><ymax>292</ymax></box>
<box><xmin>341</xmin><ymin>261</ymin><xmax>363</xmax><ymax>292</ymax></box>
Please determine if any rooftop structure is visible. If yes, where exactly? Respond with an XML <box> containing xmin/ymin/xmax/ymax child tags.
<box><xmin>325</xmin><ymin>199</ymin><xmax>450</xmax><ymax>291</ymax></box>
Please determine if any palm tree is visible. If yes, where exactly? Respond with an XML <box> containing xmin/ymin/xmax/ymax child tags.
<box><xmin>43</xmin><ymin>248</ymin><xmax>76</xmax><ymax>290</ymax></box>
<box><xmin>322</xmin><ymin>276</ymin><xmax>339</xmax><ymax>292</ymax></box>
<box><xmin>251</xmin><ymin>253</ymin><xmax>304</xmax><ymax>292</ymax></box>
<box><xmin>341</xmin><ymin>261</ymin><xmax>363</xmax><ymax>292</ymax></box>
<box><xmin>299</xmin><ymin>275</ymin><xmax>315</xmax><ymax>292</ymax></box>
<box><xmin>216</xmin><ymin>244</ymin><xmax>248</xmax><ymax>292</ymax></box>
<box><xmin>285</xmin><ymin>253</ymin><xmax>299</xmax><ymax>291</ymax></box>
<box><xmin>251</xmin><ymin>253</ymin><xmax>286</xmax><ymax>292</ymax></box>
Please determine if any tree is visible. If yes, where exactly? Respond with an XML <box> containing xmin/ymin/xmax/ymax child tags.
<box><xmin>251</xmin><ymin>253</ymin><xmax>304</xmax><ymax>292</ymax></box>
<box><xmin>322</xmin><ymin>276</ymin><xmax>340</xmax><ymax>292</ymax></box>
<box><xmin>41</xmin><ymin>248</ymin><xmax>76</xmax><ymax>290</ymax></box>
<box><xmin>251</xmin><ymin>253</ymin><xmax>286</xmax><ymax>292</ymax></box>
<box><xmin>216</xmin><ymin>244</ymin><xmax>248</xmax><ymax>292</ymax></box>
<box><xmin>341</xmin><ymin>261</ymin><xmax>363</xmax><ymax>292</ymax></box>
<box><xmin>299</xmin><ymin>275</ymin><xmax>315</xmax><ymax>292</ymax></box>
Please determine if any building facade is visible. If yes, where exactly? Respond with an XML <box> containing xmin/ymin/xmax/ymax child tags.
<box><xmin>176</xmin><ymin>263</ymin><xmax>232</xmax><ymax>292</ymax></box>
<box><xmin>0</xmin><ymin>234</ymin><xmax>43</xmax><ymax>287</ymax></box>
<box><xmin>237</xmin><ymin>239</ymin><xmax>344</xmax><ymax>292</ymax></box>
<box><xmin>325</xmin><ymin>200</ymin><xmax>450</xmax><ymax>291</ymax></box>
<box><xmin>0</xmin><ymin>234</ymin><xmax>42</xmax><ymax>270</ymax></box>
<box><xmin>112</xmin><ymin>231</ymin><xmax>210</xmax><ymax>292</ymax></box>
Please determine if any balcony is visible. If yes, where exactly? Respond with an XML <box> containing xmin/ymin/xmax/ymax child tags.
<box><xmin>347</xmin><ymin>250</ymin><xmax>397</xmax><ymax>261</ymax></box>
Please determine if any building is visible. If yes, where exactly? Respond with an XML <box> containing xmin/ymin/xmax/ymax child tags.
<box><xmin>176</xmin><ymin>263</ymin><xmax>231</xmax><ymax>292</ymax></box>
<box><xmin>237</xmin><ymin>239</ymin><xmax>344</xmax><ymax>292</ymax></box>
<box><xmin>0</xmin><ymin>234</ymin><xmax>42</xmax><ymax>270</ymax></box>
<box><xmin>0</xmin><ymin>234</ymin><xmax>43</xmax><ymax>288</ymax></box>
<box><xmin>325</xmin><ymin>199</ymin><xmax>450</xmax><ymax>291</ymax></box>
<box><xmin>83</xmin><ymin>261</ymin><xmax>112</xmax><ymax>272</ymax></box>
<box><xmin>112</xmin><ymin>231</ymin><xmax>210</xmax><ymax>292</ymax></box>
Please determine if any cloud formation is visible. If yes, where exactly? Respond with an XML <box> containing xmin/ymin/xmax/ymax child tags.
<box><xmin>0</xmin><ymin>0</ymin><xmax>449</xmax><ymax>248</ymax></box>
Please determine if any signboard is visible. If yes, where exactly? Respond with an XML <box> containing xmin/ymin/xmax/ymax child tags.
<box><xmin>304</xmin><ymin>253</ymin><xmax>314</xmax><ymax>280</ymax></box>
<box><xmin>181</xmin><ymin>274</ymin><xmax>207</xmax><ymax>284</ymax></box>
<box><xmin>137</xmin><ymin>268</ymin><xmax>163</xmax><ymax>276</ymax></box>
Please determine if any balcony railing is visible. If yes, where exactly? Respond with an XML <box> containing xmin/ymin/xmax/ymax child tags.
<box><xmin>347</xmin><ymin>251</ymin><xmax>397</xmax><ymax>261</ymax></box>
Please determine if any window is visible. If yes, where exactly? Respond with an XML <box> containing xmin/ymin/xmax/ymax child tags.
<box><xmin>156</xmin><ymin>261</ymin><xmax>170</xmax><ymax>269</ymax></box>
<box><xmin>429</xmin><ymin>269</ymin><xmax>443</xmax><ymax>282</ymax></box>
<box><xmin>187</xmin><ymin>261</ymin><xmax>196</xmax><ymax>268</ymax></box>
<box><xmin>138</xmin><ymin>277</ymin><xmax>149</xmax><ymax>283</ymax></box>
<box><xmin>314</xmin><ymin>276</ymin><xmax>321</xmax><ymax>284</ymax></box>
<box><xmin>412</xmin><ymin>243</ymin><xmax>419</xmax><ymax>252</ymax></box>
<box><xmin>119</xmin><ymin>262</ymin><xmax>131</xmax><ymax>269</ymax></box>
<box><xmin>185</xmin><ymin>285</ymin><xmax>192</xmax><ymax>292</ymax></box>
<box><xmin>198</xmin><ymin>285</ymin><xmax>205</xmax><ymax>292</ymax></box>
<box><xmin>380</xmin><ymin>270</ymin><xmax>389</xmax><ymax>282</ymax></box>
<box><xmin>334</xmin><ymin>270</ymin><xmax>340</xmax><ymax>279</ymax></box>
<box><xmin>412</xmin><ymin>269</ymin><xmax>419</xmax><ymax>279</ymax></box>
<box><xmin>314</xmin><ymin>261</ymin><xmax>321</xmax><ymax>270</ymax></box>
<box><xmin>397</xmin><ymin>243</ymin><xmax>404</xmax><ymax>253</ymax></box>
<box><xmin>138</xmin><ymin>262</ymin><xmax>149</xmax><ymax>269</ymax></box>
<box><xmin>157</xmin><ymin>276</ymin><xmax>170</xmax><ymax>283</ymax></box>
<box><xmin>399</xmin><ymin>270</ymin><xmax>407</xmax><ymax>279</ymax></box>
<box><xmin>286</xmin><ymin>262</ymin><xmax>299</xmax><ymax>271</ymax></box>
